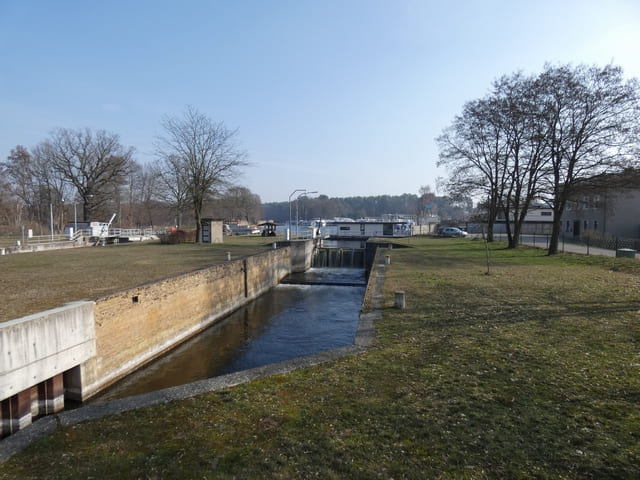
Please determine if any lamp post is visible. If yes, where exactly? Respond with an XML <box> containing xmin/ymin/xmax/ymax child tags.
<box><xmin>296</xmin><ymin>191</ymin><xmax>318</xmax><ymax>237</ymax></box>
<box><xmin>61</xmin><ymin>197</ymin><xmax>66</xmax><ymax>237</ymax></box>
<box><xmin>49</xmin><ymin>203</ymin><xmax>54</xmax><ymax>241</ymax></box>
<box><xmin>288</xmin><ymin>189</ymin><xmax>306</xmax><ymax>239</ymax></box>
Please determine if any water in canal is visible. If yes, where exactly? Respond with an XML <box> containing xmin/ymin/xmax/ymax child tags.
<box><xmin>91</xmin><ymin>267</ymin><xmax>366</xmax><ymax>403</ymax></box>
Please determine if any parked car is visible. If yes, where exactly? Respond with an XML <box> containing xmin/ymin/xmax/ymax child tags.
<box><xmin>438</xmin><ymin>227</ymin><xmax>468</xmax><ymax>238</ymax></box>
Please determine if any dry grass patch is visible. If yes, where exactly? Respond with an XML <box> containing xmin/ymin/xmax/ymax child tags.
<box><xmin>1</xmin><ymin>238</ymin><xmax>639</xmax><ymax>478</ymax></box>
<box><xmin>0</xmin><ymin>237</ymin><xmax>274</xmax><ymax>322</ymax></box>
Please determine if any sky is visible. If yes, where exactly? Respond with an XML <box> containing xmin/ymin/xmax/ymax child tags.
<box><xmin>1</xmin><ymin>0</ymin><xmax>640</xmax><ymax>203</ymax></box>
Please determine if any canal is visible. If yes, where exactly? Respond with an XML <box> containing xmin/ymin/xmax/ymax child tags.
<box><xmin>90</xmin><ymin>267</ymin><xmax>366</xmax><ymax>403</ymax></box>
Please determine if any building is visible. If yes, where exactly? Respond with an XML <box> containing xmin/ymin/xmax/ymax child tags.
<box><xmin>561</xmin><ymin>188</ymin><xmax>640</xmax><ymax>240</ymax></box>
<box><xmin>322</xmin><ymin>220</ymin><xmax>412</xmax><ymax>239</ymax></box>
<box><xmin>494</xmin><ymin>203</ymin><xmax>554</xmax><ymax>234</ymax></box>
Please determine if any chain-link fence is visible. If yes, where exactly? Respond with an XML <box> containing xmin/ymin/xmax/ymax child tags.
<box><xmin>492</xmin><ymin>232</ymin><xmax>639</xmax><ymax>255</ymax></box>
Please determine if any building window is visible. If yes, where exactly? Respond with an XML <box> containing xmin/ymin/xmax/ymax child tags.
<box><xmin>566</xmin><ymin>220</ymin><xmax>571</xmax><ymax>232</ymax></box>
<box><xmin>594</xmin><ymin>220</ymin><xmax>598</xmax><ymax>230</ymax></box>
<box><xmin>541</xmin><ymin>211</ymin><xmax>552</xmax><ymax>217</ymax></box>
<box><xmin>584</xmin><ymin>220</ymin><xmax>588</xmax><ymax>230</ymax></box>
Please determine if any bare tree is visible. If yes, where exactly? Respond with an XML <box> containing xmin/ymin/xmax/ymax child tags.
<box><xmin>493</xmin><ymin>73</ymin><xmax>548</xmax><ymax>248</ymax></box>
<box><xmin>417</xmin><ymin>185</ymin><xmax>436</xmax><ymax>223</ymax></box>
<box><xmin>437</xmin><ymin>96</ymin><xmax>509</xmax><ymax>241</ymax></box>
<box><xmin>155</xmin><ymin>106</ymin><xmax>249</xmax><ymax>241</ymax></box>
<box><xmin>1</xmin><ymin>146</ymin><xmax>34</xmax><ymax>225</ymax></box>
<box><xmin>155</xmin><ymin>154</ymin><xmax>190</xmax><ymax>227</ymax></box>
<box><xmin>36</xmin><ymin>128</ymin><xmax>134</xmax><ymax>221</ymax></box>
<box><xmin>439</xmin><ymin>64</ymin><xmax>640</xmax><ymax>251</ymax></box>
<box><xmin>131</xmin><ymin>161</ymin><xmax>164</xmax><ymax>228</ymax></box>
<box><xmin>0</xmin><ymin>174</ymin><xmax>18</xmax><ymax>230</ymax></box>
<box><xmin>216</xmin><ymin>186</ymin><xmax>262</xmax><ymax>224</ymax></box>
<box><xmin>3</xmin><ymin>144</ymin><xmax>72</xmax><ymax>233</ymax></box>
<box><xmin>537</xmin><ymin>64</ymin><xmax>640</xmax><ymax>254</ymax></box>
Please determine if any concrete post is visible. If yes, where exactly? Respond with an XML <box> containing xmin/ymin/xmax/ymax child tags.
<box><xmin>1</xmin><ymin>390</ymin><xmax>32</xmax><ymax>438</ymax></box>
<box><xmin>394</xmin><ymin>291</ymin><xmax>406</xmax><ymax>309</ymax></box>
<box><xmin>38</xmin><ymin>374</ymin><xmax>64</xmax><ymax>415</ymax></box>
<box><xmin>1</xmin><ymin>397</ymin><xmax>9</xmax><ymax>438</ymax></box>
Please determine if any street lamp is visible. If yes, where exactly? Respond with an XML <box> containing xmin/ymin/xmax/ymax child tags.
<box><xmin>288</xmin><ymin>189</ymin><xmax>306</xmax><ymax>239</ymax></box>
<box><xmin>296</xmin><ymin>191</ymin><xmax>318</xmax><ymax>237</ymax></box>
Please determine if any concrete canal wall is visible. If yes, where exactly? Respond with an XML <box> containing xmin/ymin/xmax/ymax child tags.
<box><xmin>1</xmin><ymin>301</ymin><xmax>96</xmax><ymax>437</ymax></box>
<box><xmin>1</xmin><ymin>244</ymin><xmax>303</xmax><ymax>438</ymax></box>
<box><xmin>77</xmin><ymin>246</ymin><xmax>292</xmax><ymax>400</ymax></box>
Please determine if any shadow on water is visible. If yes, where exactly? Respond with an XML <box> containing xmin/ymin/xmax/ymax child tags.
<box><xmin>90</xmin><ymin>268</ymin><xmax>365</xmax><ymax>404</ymax></box>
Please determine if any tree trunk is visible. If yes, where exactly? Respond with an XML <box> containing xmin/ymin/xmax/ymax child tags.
<box><xmin>194</xmin><ymin>208</ymin><xmax>202</xmax><ymax>243</ymax></box>
<box><xmin>486</xmin><ymin>221</ymin><xmax>494</xmax><ymax>242</ymax></box>
<box><xmin>547</xmin><ymin>200</ymin><xmax>566</xmax><ymax>255</ymax></box>
<box><xmin>548</xmin><ymin>216</ymin><xmax>561</xmax><ymax>255</ymax></box>
<box><xmin>509</xmin><ymin>220</ymin><xmax>523</xmax><ymax>249</ymax></box>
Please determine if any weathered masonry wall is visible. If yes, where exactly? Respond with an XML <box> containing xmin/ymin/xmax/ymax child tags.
<box><xmin>77</xmin><ymin>247</ymin><xmax>292</xmax><ymax>400</ymax></box>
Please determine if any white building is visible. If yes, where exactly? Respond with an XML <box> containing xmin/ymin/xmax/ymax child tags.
<box><xmin>322</xmin><ymin>220</ymin><xmax>412</xmax><ymax>239</ymax></box>
<box><xmin>494</xmin><ymin>204</ymin><xmax>554</xmax><ymax>234</ymax></box>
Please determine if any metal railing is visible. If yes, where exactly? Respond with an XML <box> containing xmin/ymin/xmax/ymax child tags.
<box><xmin>107</xmin><ymin>228</ymin><xmax>156</xmax><ymax>238</ymax></box>
<box><xmin>1</xmin><ymin>227</ymin><xmax>157</xmax><ymax>250</ymax></box>
<box><xmin>24</xmin><ymin>234</ymin><xmax>70</xmax><ymax>244</ymax></box>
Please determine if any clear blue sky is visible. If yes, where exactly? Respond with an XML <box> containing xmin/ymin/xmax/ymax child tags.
<box><xmin>2</xmin><ymin>0</ymin><xmax>639</xmax><ymax>202</ymax></box>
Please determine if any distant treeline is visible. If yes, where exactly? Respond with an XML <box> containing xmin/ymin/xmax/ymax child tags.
<box><xmin>262</xmin><ymin>194</ymin><xmax>472</xmax><ymax>223</ymax></box>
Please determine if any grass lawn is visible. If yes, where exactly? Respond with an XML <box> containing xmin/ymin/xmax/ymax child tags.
<box><xmin>1</xmin><ymin>237</ymin><xmax>639</xmax><ymax>478</ymax></box>
<box><xmin>0</xmin><ymin>236</ymin><xmax>276</xmax><ymax>322</ymax></box>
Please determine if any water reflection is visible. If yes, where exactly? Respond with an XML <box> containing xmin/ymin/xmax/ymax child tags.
<box><xmin>91</xmin><ymin>268</ymin><xmax>365</xmax><ymax>403</ymax></box>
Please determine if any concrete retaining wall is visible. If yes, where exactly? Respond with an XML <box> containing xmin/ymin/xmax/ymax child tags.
<box><xmin>0</xmin><ymin>301</ymin><xmax>96</xmax><ymax>401</ymax></box>
<box><xmin>287</xmin><ymin>239</ymin><xmax>314</xmax><ymax>273</ymax></box>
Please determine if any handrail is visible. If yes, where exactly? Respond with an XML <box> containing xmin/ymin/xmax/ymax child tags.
<box><xmin>26</xmin><ymin>234</ymin><xmax>69</xmax><ymax>244</ymax></box>
<box><xmin>14</xmin><ymin>227</ymin><xmax>157</xmax><ymax>245</ymax></box>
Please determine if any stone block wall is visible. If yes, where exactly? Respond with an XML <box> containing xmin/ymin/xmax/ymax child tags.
<box><xmin>78</xmin><ymin>247</ymin><xmax>291</xmax><ymax>400</ymax></box>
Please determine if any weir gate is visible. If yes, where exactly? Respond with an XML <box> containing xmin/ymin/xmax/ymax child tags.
<box><xmin>312</xmin><ymin>247</ymin><xmax>365</xmax><ymax>268</ymax></box>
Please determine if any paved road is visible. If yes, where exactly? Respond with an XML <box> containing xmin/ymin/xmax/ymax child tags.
<box><xmin>520</xmin><ymin>235</ymin><xmax>618</xmax><ymax>257</ymax></box>
<box><xmin>487</xmin><ymin>234</ymin><xmax>627</xmax><ymax>258</ymax></box>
